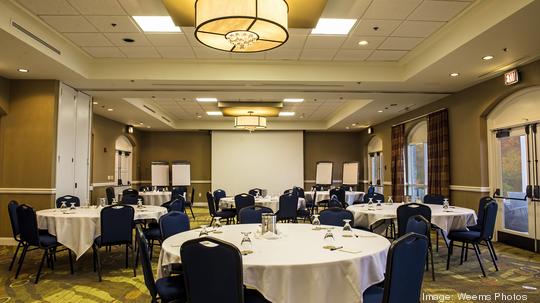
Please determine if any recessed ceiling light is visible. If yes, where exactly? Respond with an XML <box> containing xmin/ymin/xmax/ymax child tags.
<box><xmin>146</xmin><ymin>126</ymin><xmax>151</xmax><ymax>129</ymax></box>
<box><xmin>352</xmin><ymin>123</ymin><xmax>357</xmax><ymax>126</ymax></box>
<box><xmin>449</xmin><ymin>72</ymin><xmax>460</xmax><ymax>77</ymax></box>
<box><xmin>358</xmin><ymin>40</ymin><xmax>368</xmax><ymax>46</ymax></box>
<box><xmin>133</xmin><ymin>16</ymin><xmax>181</xmax><ymax>32</ymax></box>
<box><xmin>279</xmin><ymin>112</ymin><xmax>295</xmax><ymax>117</ymax></box>
<box><xmin>346</xmin><ymin>126</ymin><xmax>350</xmax><ymax>130</ymax></box>
<box><xmin>311</xmin><ymin>18</ymin><xmax>357</xmax><ymax>35</ymax></box>
<box><xmin>206</xmin><ymin>111</ymin><xmax>222</xmax><ymax>116</ymax></box>
<box><xmin>196</xmin><ymin>97</ymin><xmax>218</xmax><ymax>102</ymax></box>
<box><xmin>283</xmin><ymin>98</ymin><xmax>304</xmax><ymax>103</ymax></box>
<box><xmin>139</xmin><ymin>122</ymin><xmax>144</xmax><ymax>125</ymax></box>
<box><xmin>482</xmin><ymin>55</ymin><xmax>494</xmax><ymax>60</ymax></box>
<box><xmin>196</xmin><ymin>114</ymin><xmax>202</xmax><ymax>119</ymax></box>
<box><xmin>17</xmin><ymin>68</ymin><xmax>29</xmax><ymax>73</ymax></box>
<box><xmin>92</xmin><ymin>101</ymin><xmax>98</xmax><ymax>105</ymax></box>
<box><xmin>377</xmin><ymin>110</ymin><xmax>383</xmax><ymax>113</ymax></box>
<box><xmin>107</xmin><ymin>108</ymin><xmax>114</xmax><ymax>112</ymax></box>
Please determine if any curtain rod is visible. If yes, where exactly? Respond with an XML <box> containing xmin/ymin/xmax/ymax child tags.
<box><xmin>391</xmin><ymin>108</ymin><xmax>447</xmax><ymax>127</ymax></box>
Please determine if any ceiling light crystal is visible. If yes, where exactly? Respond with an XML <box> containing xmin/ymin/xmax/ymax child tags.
<box><xmin>195</xmin><ymin>0</ymin><xmax>289</xmax><ymax>53</ymax></box>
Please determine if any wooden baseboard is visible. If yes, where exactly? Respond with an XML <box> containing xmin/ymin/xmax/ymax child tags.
<box><xmin>0</xmin><ymin>237</ymin><xmax>17</xmax><ymax>246</ymax></box>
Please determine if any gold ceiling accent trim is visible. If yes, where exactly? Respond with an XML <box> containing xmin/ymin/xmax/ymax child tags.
<box><xmin>219</xmin><ymin>101</ymin><xmax>282</xmax><ymax>117</ymax></box>
<box><xmin>162</xmin><ymin>0</ymin><xmax>327</xmax><ymax>28</ymax></box>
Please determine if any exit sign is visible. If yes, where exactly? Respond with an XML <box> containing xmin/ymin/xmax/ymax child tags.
<box><xmin>504</xmin><ymin>69</ymin><xmax>519</xmax><ymax>85</ymax></box>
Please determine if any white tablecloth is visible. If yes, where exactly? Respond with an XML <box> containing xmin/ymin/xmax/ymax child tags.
<box><xmin>158</xmin><ymin>224</ymin><xmax>390</xmax><ymax>303</ymax></box>
<box><xmin>219</xmin><ymin>196</ymin><xmax>306</xmax><ymax>213</ymax></box>
<box><xmin>305</xmin><ymin>191</ymin><xmax>364</xmax><ymax>205</ymax></box>
<box><xmin>37</xmin><ymin>205</ymin><xmax>167</xmax><ymax>259</ymax></box>
<box><xmin>346</xmin><ymin>203</ymin><xmax>477</xmax><ymax>234</ymax></box>
<box><xmin>119</xmin><ymin>191</ymin><xmax>172</xmax><ymax>206</ymax></box>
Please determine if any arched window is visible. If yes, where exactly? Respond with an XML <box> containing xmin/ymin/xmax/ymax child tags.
<box><xmin>115</xmin><ymin>136</ymin><xmax>133</xmax><ymax>185</ymax></box>
<box><xmin>406</xmin><ymin>121</ymin><xmax>428</xmax><ymax>201</ymax></box>
<box><xmin>367</xmin><ymin>136</ymin><xmax>383</xmax><ymax>193</ymax></box>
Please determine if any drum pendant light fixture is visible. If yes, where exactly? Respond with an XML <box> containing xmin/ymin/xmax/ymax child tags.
<box><xmin>234</xmin><ymin>111</ymin><xmax>267</xmax><ymax>131</ymax></box>
<box><xmin>195</xmin><ymin>0</ymin><xmax>289</xmax><ymax>52</ymax></box>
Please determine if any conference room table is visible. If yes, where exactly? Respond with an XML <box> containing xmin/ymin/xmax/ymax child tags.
<box><xmin>36</xmin><ymin>205</ymin><xmax>167</xmax><ymax>259</ymax></box>
<box><xmin>346</xmin><ymin>203</ymin><xmax>477</xmax><ymax>235</ymax></box>
<box><xmin>118</xmin><ymin>191</ymin><xmax>173</xmax><ymax>206</ymax></box>
<box><xmin>218</xmin><ymin>196</ymin><xmax>306</xmax><ymax>213</ymax></box>
<box><xmin>158</xmin><ymin>223</ymin><xmax>390</xmax><ymax>303</ymax></box>
<box><xmin>304</xmin><ymin>190</ymin><xmax>365</xmax><ymax>206</ymax></box>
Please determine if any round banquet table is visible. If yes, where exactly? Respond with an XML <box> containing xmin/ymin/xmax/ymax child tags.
<box><xmin>346</xmin><ymin>203</ymin><xmax>477</xmax><ymax>235</ymax></box>
<box><xmin>37</xmin><ymin>205</ymin><xmax>167</xmax><ymax>259</ymax></box>
<box><xmin>304</xmin><ymin>191</ymin><xmax>365</xmax><ymax>206</ymax></box>
<box><xmin>219</xmin><ymin>196</ymin><xmax>306</xmax><ymax>213</ymax></box>
<box><xmin>158</xmin><ymin>223</ymin><xmax>390</xmax><ymax>303</ymax></box>
<box><xmin>122</xmin><ymin>191</ymin><xmax>172</xmax><ymax>206</ymax></box>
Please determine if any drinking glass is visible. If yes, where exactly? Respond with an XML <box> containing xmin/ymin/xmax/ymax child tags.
<box><xmin>376</xmin><ymin>199</ymin><xmax>382</xmax><ymax>209</ymax></box>
<box><xmin>367</xmin><ymin>197</ymin><xmax>374</xmax><ymax>210</ymax></box>
<box><xmin>70</xmin><ymin>202</ymin><xmax>76</xmax><ymax>210</ymax></box>
<box><xmin>112</xmin><ymin>198</ymin><xmax>118</xmax><ymax>205</ymax></box>
<box><xmin>443</xmin><ymin>198</ymin><xmax>450</xmax><ymax>211</ymax></box>
<box><xmin>213</xmin><ymin>217</ymin><xmax>222</xmax><ymax>233</ymax></box>
<box><xmin>387</xmin><ymin>196</ymin><xmax>394</xmax><ymax>204</ymax></box>
<box><xmin>199</xmin><ymin>225</ymin><xmax>209</xmax><ymax>237</ymax></box>
<box><xmin>240</xmin><ymin>232</ymin><xmax>253</xmax><ymax>255</ymax></box>
<box><xmin>137</xmin><ymin>198</ymin><xmax>143</xmax><ymax>208</ymax></box>
<box><xmin>323</xmin><ymin>228</ymin><xmax>336</xmax><ymax>249</ymax></box>
<box><xmin>60</xmin><ymin>201</ymin><xmax>67</xmax><ymax>209</ymax></box>
<box><xmin>342</xmin><ymin>219</ymin><xmax>353</xmax><ymax>237</ymax></box>
<box><xmin>312</xmin><ymin>215</ymin><xmax>321</xmax><ymax>230</ymax></box>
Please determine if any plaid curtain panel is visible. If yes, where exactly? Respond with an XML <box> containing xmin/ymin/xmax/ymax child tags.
<box><xmin>391</xmin><ymin>124</ymin><xmax>405</xmax><ymax>202</ymax></box>
<box><xmin>427</xmin><ymin>109</ymin><xmax>450</xmax><ymax>197</ymax></box>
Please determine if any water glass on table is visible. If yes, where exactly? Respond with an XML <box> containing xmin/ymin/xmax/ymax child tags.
<box><xmin>342</xmin><ymin>219</ymin><xmax>353</xmax><ymax>237</ymax></box>
<box><xmin>240</xmin><ymin>232</ymin><xmax>253</xmax><ymax>255</ymax></box>
<box><xmin>213</xmin><ymin>217</ymin><xmax>222</xmax><ymax>233</ymax></box>
<box><xmin>312</xmin><ymin>214</ymin><xmax>321</xmax><ymax>230</ymax></box>
<box><xmin>323</xmin><ymin>228</ymin><xmax>336</xmax><ymax>249</ymax></box>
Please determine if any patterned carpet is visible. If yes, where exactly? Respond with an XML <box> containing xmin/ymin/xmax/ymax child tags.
<box><xmin>0</xmin><ymin>206</ymin><xmax>539</xmax><ymax>302</ymax></box>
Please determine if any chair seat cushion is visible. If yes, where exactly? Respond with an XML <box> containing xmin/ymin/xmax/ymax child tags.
<box><xmin>155</xmin><ymin>275</ymin><xmax>186</xmax><ymax>302</ymax></box>
<box><xmin>215</xmin><ymin>210</ymin><xmax>236</xmax><ymax>218</ymax></box>
<box><xmin>39</xmin><ymin>233</ymin><xmax>57</xmax><ymax>247</ymax></box>
<box><xmin>297</xmin><ymin>209</ymin><xmax>311</xmax><ymax>217</ymax></box>
<box><xmin>143</xmin><ymin>226</ymin><xmax>161</xmax><ymax>240</ymax></box>
<box><xmin>362</xmin><ymin>285</ymin><xmax>384</xmax><ymax>303</ymax></box>
<box><xmin>467</xmin><ymin>224</ymin><xmax>482</xmax><ymax>232</ymax></box>
<box><xmin>244</xmin><ymin>288</ymin><xmax>271</xmax><ymax>303</ymax></box>
<box><xmin>448</xmin><ymin>230</ymin><xmax>481</xmax><ymax>242</ymax></box>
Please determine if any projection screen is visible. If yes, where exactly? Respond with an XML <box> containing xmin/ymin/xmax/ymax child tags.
<box><xmin>212</xmin><ymin>131</ymin><xmax>304</xmax><ymax>195</ymax></box>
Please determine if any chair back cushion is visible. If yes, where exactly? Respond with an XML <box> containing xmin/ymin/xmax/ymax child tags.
<box><xmin>160</xmin><ymin>211</ymin><xmax>190</xmax><ymax>240</ymax></box>
<box><xmin>480</xmin><ymin>201</ymin><xmax>498</xmax><ymax>240</ymax></box>
<box><xmin>382</xmin><ymin>233</ymin><xmax>428</xmax><ymax>303</ymax></box>
<box><xmin>239</xmin><ymin>206</ymin><xmax>273</xmax><ymax>224</ymax></box>
<box><xmin>135</xmin><ymin>225</ymin><xmax>158</xmax><ymax>299</ymax></box>
<box><xmin>476</xmin><ymin>196</ymin><xmax>494</xmax><ymax>227</ymax></box>
<box><xmin>423</xmin><ymin>194</ymin><xmax>445</xmax><ymax>205</ymax></box>
<box><xmin>172</xmin><ymin>186</ymin><xmax>188</xmax><ymax>200</ymax></box>
<box><xmin>405</xmin><ymin>215</ymin><xmax>431</xmax><ymax>239</ymax></box>
<box><xmin>234</xmin><ymin>194</ymin><xmax>255</xmax><ymax>213</ymax></box>
<box><xmin>122</xmin><ymin>194</ymin><xmax>140</xmax><ymax>205</ymax></box>
<box><xmin>105</xmin><ymin>187</ymin><xmax>115</xmax><ymax>204</ymax></box>
<box><xmin>213</xmin><ymin>189</ymin><xmax>227</xmax><ymax>203</ymax></box>
<box><xmin>248</xmin><ymin>188</ymin><xmax>263</xmax><ymax>196</ymax></box>
<box><xmin>206</xmin><ymin>192</ymin><xmax>217</xmax><ymax>216</ymax></box>
<box><xmin>16</xmin><ymin>204</ymin><xmax>40</xmax><ymax>246</ymax></box>
<box><xmin>397</xmin><ymin>203</ymin><xmax>432</xmax><ymax>237</ymax></box>
<box><xmin>293</xmin><ymin>187</ymin><xmax>305</xmax><ymax>198</ymax></box>
<box><xmin>100</xmin><ymin>205</ymin><xmax>134</xmax><ymax>245</ymax></box>
<box><xmin>181</xmin><ymin>237</ymin><xmax>244</xmax><ymax>303</ymax></box>
<box><xmin>123</xmin><ymin>188</ymin><xmax>139</xmax><ymax>197</ymax></box>
<box><xmin>329</xmin><ymin>187</ymin><xmax>346</xmax><ymax>203</ymax></box>
<box><xmin>169</xmin><ymin>197</ymin><xmax>186</xmax><ymax>212</ymax></box>
<box><xmin>8</xmin><ymin>200</ymin><xmax>20</xmax><ymax>239</ymax></box>
<box><xmin>56</xmin><ymin>195</ymin><xmax>81</xmax><ymax>208</ymax></box>
<box><xmin>277</xmin><ymin>193</ymin><xmax>298</xmax><ymax>221</ymax></box>
<box><xmin>319</xmin><ymin>208</ymin><xmax>354</xmax><ymax>227</ymax></box>
<box><xmin>363</xmin><ymin>192</ymin><xmax>385</xmax><ymax>204</ymax></box>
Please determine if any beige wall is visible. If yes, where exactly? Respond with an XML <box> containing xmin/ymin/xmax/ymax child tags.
<box><xmin>304</xmin><ymin>132</ymin><xmax>363</xmax><ymax>189</ymax></box>
<box><xmin>0</xmin><ymin>80</ymin><xmax>58</xmax><ymax>237</ymax></box>
<box><xmin>0</xmin><ymin>77</ymin><xmax>9</xmax><ymax>115</ymax></box>
<box><xmin>358</xmin><ymin>59</ymin><xmax>540</xmax><ymax>209</ymax></box>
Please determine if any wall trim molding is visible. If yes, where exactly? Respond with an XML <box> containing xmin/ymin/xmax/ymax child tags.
<box><xmin>383</xmin><ymin>181</ymin><xmax>392</xmax><ymax>186</ymax></box>
<box><xmin>0</xmin><ymin>188</ymin><xmax>56</xmax><ymax>194</ymax></box>
<box><xmin>91</xmin><ymin>180</ymin><xmax>212</xmax><ymax>187</ymax></box>
<box><xmin>91</xmin><ymin>182</ymin><xmax>116</xmax><ymax>187</ymax></box>
<box><xmin>450</xmin><ymin>185</ymin><xmax>491</xmax><ymax>193</ymax></box>
<box><xmin>0</xmin><ymin>237</ymin><xmax>17</xmax><ymax>246</ymax></box>
<box><xmin>304</xmin><ymin>180</ymin><xmax>343</xmax><ymax>184</ymax></box>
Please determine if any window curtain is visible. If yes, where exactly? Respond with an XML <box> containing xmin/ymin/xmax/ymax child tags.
<box><xmin>391</xmin><ymin>124</ymin><xmax>405</xmax><ymax>202</ymax></box>
<box><xmin>427</xmin><ymin>109</ymin><xmax>450</xmax><ymax>197</ymax></box>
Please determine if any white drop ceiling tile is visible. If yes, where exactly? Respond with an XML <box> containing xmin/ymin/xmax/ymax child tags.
<box><xmin>408</xmin><ymin>1</ymin><xmax>470</xmax><ymax>21</ymax></box>
<box><xmin>64</xmin><ymin>33</ymin><xmax>113</xmax><ymax>46</ymax></box>
<box><xmin>86</xmin><ymin>15</ymin><xmax>140</xmax><ymax>33</ymax></box>
<box><xmin>192</xmin><ymin>47</ymin><xmax>232</xmax><ymax>59</ymax></box>
<box><xmin>288</xmin><ymin>28</ymin><xmax>311</xmax><ymax>35</ymax></box>
<box><xmin>367</xmin><ymin>50</ymin><xmax>408</xmax><ymax>61</ymax></box>
<box><xmin>392</xmin><ymin>20</ymin><xmax>444</xmax><ymax>37</ymax></box>
<box><xmin>280</xmin><ymin>35</ymin><xmax>307</xmax><ymax>49</ymax></box>
<box><xmin>156</xmin><ymin>47</ymin><xmax>196</xmax><ymax>59</ymax></box>
<box><xmin>120</xmin><ymin>46</ymin><xmax>161</xmax><ymax>58</ymax></box>
<box><xmin>104</xmin><ymin>33</ymin><xmax>151</xmax><ymax>46</ymax></box>
<box><xmin>300</xmin><ymin>49</ymin><xmax>338</xmax><ymax>60</ymax></box>
<box><xmin>379</xmin><ymin>37</ymin><xmax>423</xmax><ymax>50</ymax></box>
<box><xmin>264</xmin><ymin>49</ymin><xmax>302</xmax><ymax>60</ymax></box>
<box><xmin>67</xmin><ymin>0</ymin><xmax>126</xmax><ymax>15</ymax></box>
<box><xmin>146</xmin><ymin>34</ymin><xmax>190</xmax><ymax>46</ymax></box>
<box><xmin>117</xmin><ymin>0</ymin><xmax>170</xmax><ymax>16</ymax></box>
<box><xmin>363</xmin><ymin>0</ymin><xmax>423</xmax><ymax>20</ymax></box>
<box><xmin>352</xmin><ymin>19</ymin><xmax>402</xmax><ymax>36</ymax></box>
<box><xmin>82</xmin><ymin>46</ymin><xmax>125</xmax><ymax>58</ymax></box>
<box><xmin>334</xmin><ymin>49</ymin><xmax>373</xmax><ymax>61</ymax></box>
<box><xmin>304</xmin><ymin>36</ymin><xmax>346</xmax><ymax>49</ymax></box>
<box><xmin>41</xmin><ymin>16</ymin><xmax>97</xmax><ymax>33</ymax></box>
<box><xmin>342</xmin><ymin>36</ymin><xmax>386</xmax><ymax>49</ymax></box>
<box><xmin>321</xmin><ymin>0</ymin><xmax>372</xmax><ymax>19</ymax></box>
<box><xmin>16</xmin><ymin>0</ymin><xmax>79</xmax><ymax>15</ymax></box>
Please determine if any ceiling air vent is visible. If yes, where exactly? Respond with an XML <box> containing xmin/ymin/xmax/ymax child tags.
<box><xmin>161</xmin><ymin>116</ymin><xmax>172</xmax><ymax>123</ymax></box>
<box><xmin>11</xmin><ymin>21</ymin><xmax>61</xmax><ymax>55</ymax></box>
<box><xmin>143</xmin><ymin>105</ymin><xmax>156</xmax><ymax>113</ymax></box>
